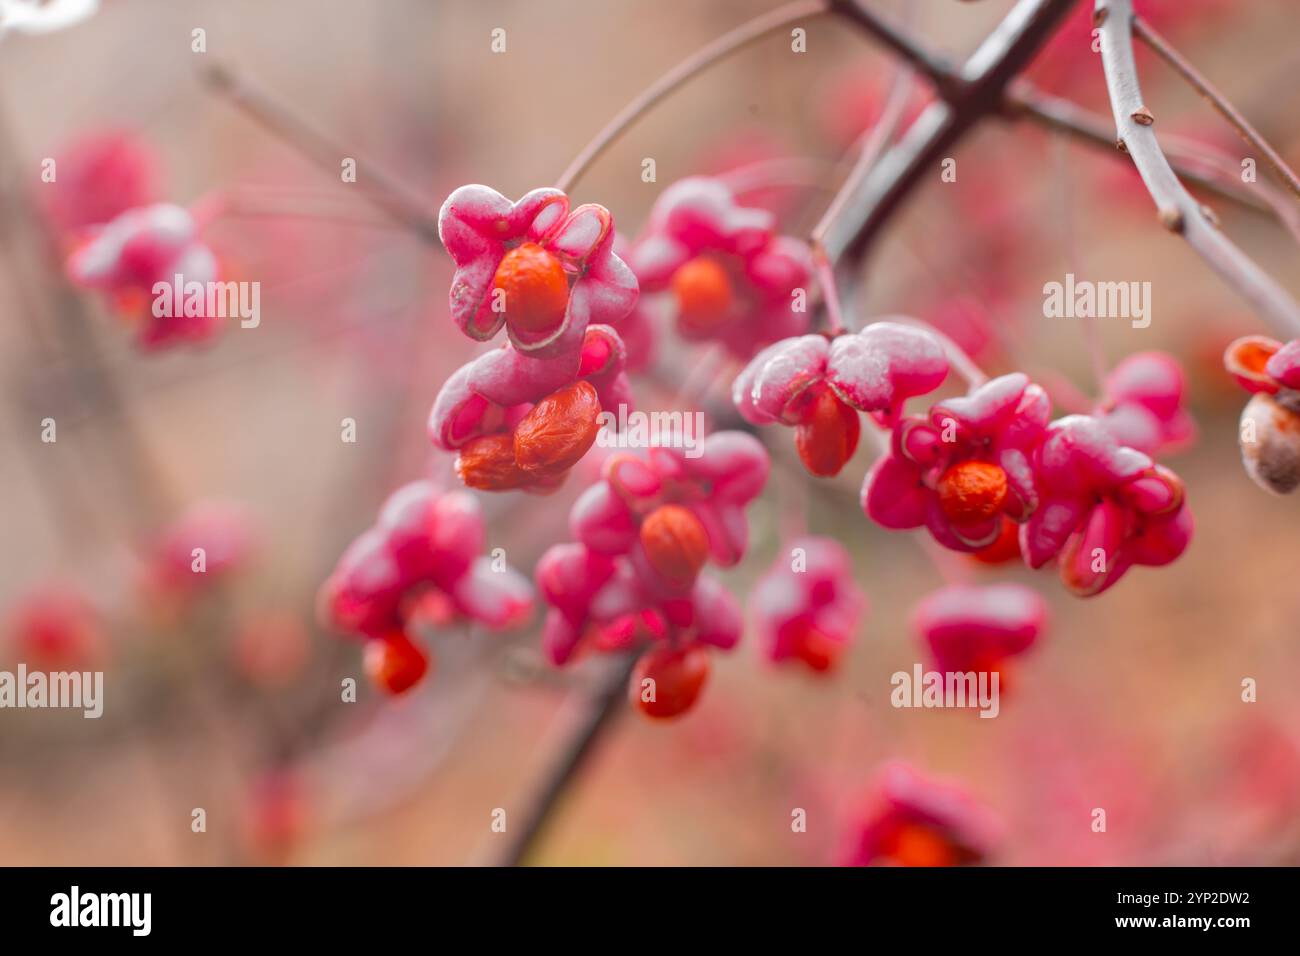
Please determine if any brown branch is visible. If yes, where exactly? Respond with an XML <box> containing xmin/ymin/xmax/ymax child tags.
<box><xmin>494</xmin><ymin>652</ymin><xmax>638</xmax><ymax>866</ymax></box>
<box><xmin>1004</xmin><ymin>82</ymin><xmax>1275</xmax><ymax>215</ymax></box>
<box><xmin>822</xmin><ymin>0</ymin><xmax>1082</xmax><ymax>263</ymax></box>
<box><xmin>1094</xmin><ymin>0</ymin><xmax>1300</xmax><ymax>338</ymax></box>
<box><xmin>200</xmin><ymin>61</ymin><xmax>440</xmax><ymax>242</ymax></box>
<box><xmin>1131</xmin><ymin>14</ymin><xmax>1300</xmax><ymax>201</ymax></box>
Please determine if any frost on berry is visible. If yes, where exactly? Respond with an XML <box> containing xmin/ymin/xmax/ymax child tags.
<box><xmin>733</xmin><ymin>322</ymin><xmax>947</xmax><ymax>478</ymax></box>
<box><xmin>840</xmin><ymin>762</ymin><xmax>1001</xmax><ymax>867</ymax></box>
<box><xmin>568</xmin><ymin>431</ymin><xmax>769</xmax><ymax>593</ymax></box>
<box><xmin>536</xmin><ymin>539</ymin><xmax>741</xmax><ymax>718</ymax></box>
<box><xmin>911</xmin><ymin>583</ymin><xmax>1046</xmax><ymax>693</ymax></box>
<box><xmin>1021</xmin><ymin>415</ymin><xmax>1192</xmax><ymax>597</ymax></box>
<box><xmin>1095</xmin><ymin>351</ymin><xmax>1196</xmax><ymax>456</ymax></box>
<box><xmin>431</xmin><ymin>325</ymin><xmax>630</xmax><ymax>493</ymax></box>
<box><xmin>321</xmin><ymin>481</ymin><xmax>533</xmax><ymax>694</ymax></box>
<box><xmin>627</xmin><ymin>177</ymin><xmax>813</xmax><ymax>358</ymax></box>
<box><xmin>862</xmin><ymin>372</ymin><xmax>1048</xmax><ymax>552</ymax></box>
<box><xmin>438</xmin><ymin>184</ymin><xmax>638</xmax><ymax>358</ymax></box>
<box><xmin>65</xmin><ymin>202</ymin><xmax>223</xmax><ymax>351</ymax></box>
<box><xmin>750</xmin><ymin>536</ymin><xmax>866</xmax><ymax>673</ymax></box>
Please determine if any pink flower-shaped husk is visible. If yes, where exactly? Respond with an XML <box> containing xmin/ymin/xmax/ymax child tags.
<box><xmin>841</xmin><ymin>762</ymin><xmax>1002</xmax><ymax>867</ymax></box>
<box><xmin>1097</xmin><ymin>351</ymin><xmax>1196</xmax><ymax>456</ymax></box>
<box><xmin>861</xmin><ymin>373</ymin><xmax>1049</xmax><ymax>551</ymax></box>
<box><xmin>322</xmin><ymin>480</ymin><xmax>533</xmax><ymax>637</ymax></box>
<box><xmin>428</xmin><ymin>324</ymin><xmax>631</xmax><ymax>450</ymax></box>
<box><xmin>911</xmin><ymin>583</ymin><xmax>1046</xmax><ymax>674</ymax></box>
<box><xmin>628</xmin><ymin>177</ymin><xmax>814</xmax><ymax>357</ymax></box>
<box><xmin>569</xmin><ymin>431</ymin><xmax>769</xmax><ymax>579</ymax></box>
<box><xmin>438</xmin><ymin>184</ymin><xmax>638</xmax><ymax>358</ymax></box>
<box><xmin>629</xmin><ymin>177</ymin><xmax>775</xmax><ymax>287</ymax></box>
<box><xmin>751</xmin><ymin>536</ymin><xmax>866</xmax><ymax>668</ymax></box>
<box><xmin>67</xmin><ymin>202</ymin><xmax>223</xmax><ymax>350</ymax></box>
<box><xmin>535</xmin><ymin>542</ymin><xmax>740</xmax><ymax>666</ymax></box>
<box><xmin>1020</xmin><ymin>414</ymin><xmax>1192</xmax><ymax>597</ymax></box>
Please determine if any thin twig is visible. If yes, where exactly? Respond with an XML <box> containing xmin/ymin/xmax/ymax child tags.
<box><xmin>1004</xmin><ymin>82</ymin><xmax>1275</xmax><ymax>215</ymax></box>
<box><xmin>554</xmin><ymin>0</ymin><xmax>832</xmax><ymax>193</ymax></box>
<box><xmin>822</xmin><ymin>0</ymin><xmax>1081</xmax><ymax>263</ymax></box>
<box><xmin>495</xmin><ymin>653</ymin><xmax>638</xmax><ymax>866</ymax></box>
<box><xmin>1094</xmin><ymin>0</ymin><xmax>1300</xmax><ymax>337</ymax></box>
<box><xmin>1131</xmin><ymin>14</ymin><xmax>1300</xmax><ymax>200</ymax></box>
<box><xmin>200</xmin><ymin>61</ymin><xmax>440</xmax><ymax>242</ymax></box>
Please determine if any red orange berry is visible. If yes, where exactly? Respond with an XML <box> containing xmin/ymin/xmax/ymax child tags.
<box><xmin>631</xmin><ymin>644</ymin><xmax>710</xmax><ymax>719</ymax></box>
<box><xmin>492</xmin><ymin>241</ymin><xmax>570</xmax><ymax>335</ymax></box>
<box><xmin>639</xmin><ymin>504</ymin><xmax>710</xmax><ymax>587</ymax></box>
<box><xmin>936</xmin><ymin>460</ymin><xmax>1009</xmax><ymax>525</ymax></box>
<box><xmin>364</xmin><ymin>631</ymin><xmax>430</xmax><ymax>695</ymax></box>
<box><xmin>672</xmin><ymin>257</ymin><xmax>734</xmax><ymax>335</ymax></box>
<box><xmin>794</xmin><ymin>385</ymin><xmax>860</xmax><ymax>477</ymax></box>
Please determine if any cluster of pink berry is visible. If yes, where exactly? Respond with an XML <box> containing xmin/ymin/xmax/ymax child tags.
<box><xmin>738</xmin><ymin>327</ymin><xmax>1195</xmax><ymax>597</ymax></box>
<box><xmin>319</xmin><ymin>480</ymin><xmax>532</xmax><ymax>693</ymax></box>
<box><xmin>50</xmin><ymin>131</ymin><xmax>230</xmax><ymax>351</ymax></box>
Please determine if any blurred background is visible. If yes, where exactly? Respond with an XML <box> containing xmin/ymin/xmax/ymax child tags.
<box><xmin>1</xmin><ymin>0</ymin><xmax>1298</xmax><ymax>865</ymax></box>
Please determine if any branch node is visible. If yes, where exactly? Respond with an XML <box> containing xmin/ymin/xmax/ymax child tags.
<box><xmin>1199</xmin><ymin>203</ymin><xmax>1221</xmax><ymax>228</ymax></box>
<box><xmin>1158</xmin><ymin>205</ymin><xmax>1185</xmax><ymax>233</ymax></box>
<box><xmin>1130</xmin><ymin>105</ymin><xmax>1155</xmax><ymax>126</ymax></box>
<box><xmin>1092</xmin><ymin>5</ymin><xmax>1110</xmax><ymax>28</ymax></box>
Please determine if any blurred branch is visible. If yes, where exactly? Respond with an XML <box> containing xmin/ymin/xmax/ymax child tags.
<box><xmin>200</xmin><ymin>61</ymin><xmax>440</xmax><ymax>242</ymax></box>
<box><xmin>1004</xmin><ymin>83</ymin><xmax>1279</xmax><ymax>217</ymax></box>
<box><xmin>821</xmin><ymin>0</ymin><xmax>1081</xmax><ymax>263</ymax></box>
<box><xmin>1094</xmin><ymin>0</ymin><xmax>1300</xmax><ymax>338</ymax></box>
<box><xmin>492</xmin><ymin>652</ymin><xmax>638</xmax><ymax>866</ymax></box>
<box><xmin>554</xmin><ymin>0</ymin><xmax>832</xmax><ymax>193</ymax></box>
<box><xmin>1131</xmin><ymin>13</ymin><xmax>1300</xmax><ymax>200</ymax></box>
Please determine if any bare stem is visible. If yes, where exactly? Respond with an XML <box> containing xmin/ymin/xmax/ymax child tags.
<box><xmin>821</xmin><ymin>0</ymin><xmax>1081</xmax><ymax>263</ymax></box>
<box><xmin>1131</xmin><ymin>14</ymin><xmax>1300</xmax><ymax>200</ymax></box>
<box><xmin>1094</xmin><ymin>0</ymin><xmax>1300</xmax><ymax>337</ymax></box>
<box><xmin>495</xmin><ymin>653</ymin><xmax>638</xmax><ymax>866</ymax></box>
<box><xmin>554</xmin><ymin>0</ymin><xmax>832</xmax><ymax>193</ymax></box>
<box><xmin>1004</xmin><ymin>82</ymin><xmax>1275</xmax><ymax>216</ymax></box>
<box><xmin>200</xmin><ymin>61</ymin><xmax>439</xmax><ymax>242</ymax></box>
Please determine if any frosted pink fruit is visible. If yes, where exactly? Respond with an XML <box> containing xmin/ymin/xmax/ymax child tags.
<box><xmin>65</xmin><ymin>202</ymin><xmax>222</xmax><ymax>350</ymax></box>
<box><xmin>568</xmin><ymin>431</ymin><xmax>770</xmax><ymax>596</ymax></box>
<box><xmin>750</xmin><ymin>536</ymin><xmax>866</xmax><ymax>674</ymax></box>
<box><xmin>840</xmin><ymin>762</ymin><xmax>1001</xmax><ymax>867</ymax></box>
<box><xmin>911</xmin><ymin>583</ymin><xmax>1046</xmax><ymax>680</ymax></box>
<box><xmin>41</xmin><ymin>129</ymin><xmax>159</xmax><ymax>235</ymax></box>
<box><xmin>428</xmin><ymin>323</ymin><xmax>631</xmax><ymax>451</ymax></box>
<box><xmin>320</xmin><ymin>481</ymin><xmax>533</xmax><ymax>639</ymax></box>
<box><xmin>1020</xmin><ymin>415</ymin><xmax>1192</xmax><ymax>597</ymax></box>
<box><xmin>862</xmin><ymin>372</ymin><xmax>1050</xmax><ymax>551</ymax></box>
<box><xmin>627</xmin><ymin>176</ymin><xmax>813</xmax><ymax>358</ymax></box>
<box><xmin>1096</xmin><ymin>351</ymin><xmax>1196</xmax><ymax>456</ymax></box>
<box><xmin>438</xmin><ymin>184</ymin><xmax>638</xmax><ymax>359</ymax></box>
<box><xmin>734</xmin><ymin>321</ymin><xmax>949</xmax><ymax>427</ymax></box>
<box><xmin>535</xmin><ymin>541</ymin><xmax>741</xmax><ymax>679</ymax></box>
